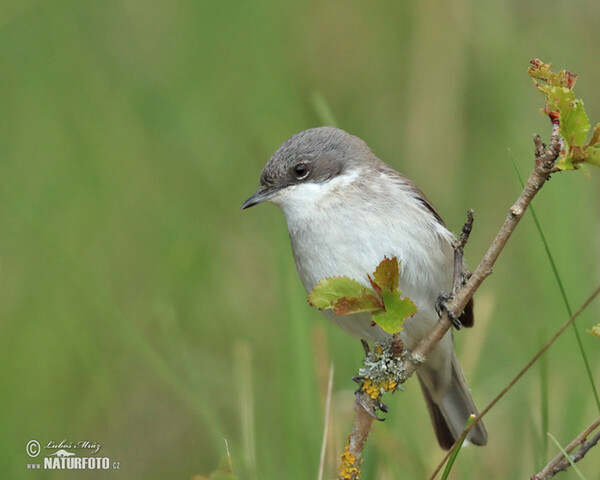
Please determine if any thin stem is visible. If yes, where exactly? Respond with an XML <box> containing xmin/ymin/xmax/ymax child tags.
<box><xmin>511</xmin><ymin>153</ymin><xmax>600</xmax><ymax>412</ymax></box>
<box><xmin>428</xmin><ymin>285</ymin><xmax>600</xmax><ymax>480</ymax></box>
<box><xmin>546</xmin><ymin>433</ymin><xmax>586</xmax><ymax>480</ymax></box>
<box><xmin>407</xmin><ymin>127</ymin><xmax>561</xmax><ymax>380</ymax></box>
<box><xmin>533</xmin><ymin>417</ymin><xmax>600</xmax><ymax>479</ymax></box>
<box><xmin>441</xmin><ymin>415</ymin><xmax>475</xmax><ymax>480</ymax></box>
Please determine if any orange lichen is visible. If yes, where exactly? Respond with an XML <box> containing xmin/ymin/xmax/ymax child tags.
<box><xmin>361</xmin><ymin>378</ymin><xmax>397</xmax><ymax>400</ymax></box>
<box><xmin>339</xmin><ymin>444</ymin><xmax>359</xmax><ymax>479</ymax></box>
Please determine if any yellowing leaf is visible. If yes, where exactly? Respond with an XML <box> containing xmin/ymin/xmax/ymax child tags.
<box><xmin>372</xmin><ymin>257</ymin><xmax>400</xmax><ymax>292</ymax></box>
<box><xmin>308</xmin><ymin>277</ymin><xmax>382</xmax><ymax>315</ymax></box>
<box><xmin>332</xmin><ymin>294</ymin><xmax>382</xmax><ymax>315</ymax></box>
<box><xmin>307</xmin><ymin>257</ymin><xmax>417</xmax><ymax>333</ymax></box>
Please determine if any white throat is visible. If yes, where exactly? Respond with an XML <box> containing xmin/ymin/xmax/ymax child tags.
<box><xmin>268</xmin><ymin>169</ymin><xmax>361</xmax><ymax>226</ymax></box>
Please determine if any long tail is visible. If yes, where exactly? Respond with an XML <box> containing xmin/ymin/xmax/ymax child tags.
<box><xmin>417</xmin><ymin>352</ymin><xmax>488</xmax><ymax>450</ymax></box>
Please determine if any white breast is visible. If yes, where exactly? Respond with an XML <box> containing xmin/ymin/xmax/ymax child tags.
<box><xmin>269</xmin><ymin>168</ymin><xmax>456</xmax><ymax>345</ymax></box>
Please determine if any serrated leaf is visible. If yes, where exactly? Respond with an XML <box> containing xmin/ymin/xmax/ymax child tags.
<box><xmin>308</xmin><ymin>258</ymin><xmax>418</xmax><ymax>329</ymax></box>
<box><xmin>308</xmin><ymin>276</ymin><xmax>367</xmax><ymax>309</ymax></box>
<box><xmin>372</xmin><ymin>257</ymin><xmax>399</xmax><ymax>292</ymax></box>
<box><xmin>561</xmin><ymin>99</ymin><xmax>590</xmax><ymax>146</ymax></box>
<box><xmin>332</xmin><ymin>293</ymin><xmax>382</xmax><ymax>315</ymax></box>
<box><xmin>308</xmin><ymin>276</ymin><xmax>381</xmax><ymax>315</ymax></box>
<box><xmin>372</xmin><ymin>291</ymin><xmax>417</xmax><ymax>334</ymax></box>
<box><xmin>528</xmin><ymin>60</ymin><xmax>600</xmax><ymax>171</ymax></box>
<box><xmin>541</xmin><ymin>85</ymin><xmax>573</xmax><ymax>125</ymax></box>
<box><xmin>542</xmin><ymin>85</ymin><xmax>574</xmax><ymax>110</ymax></box>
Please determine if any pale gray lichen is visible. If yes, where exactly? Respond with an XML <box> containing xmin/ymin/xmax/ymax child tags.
<box><xmin>357</xmin><ymin>338</ymin><xmax>411</xmax><ymax>390</ymax></box>
<box><xmin>410</xmin><ymin>353</ymin><xmax>426</xmax><ymax>365</ymax></box>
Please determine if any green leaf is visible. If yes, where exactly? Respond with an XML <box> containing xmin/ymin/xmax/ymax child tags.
<box><xmin>308</xmin><ymin>277</ymin><xmax>367</xmax><ymax>309</ymax></box>
<box><xmin>528</xmin><ymin>60</ymin><xmax>600</xmax><ymax>170</ymax></box>
<box><xmin>539</xmin><ymin>85</ymin><xmax>591</xmax><ymax>148</ymax></box>
<box><xmin>561</xmin><ymin>99</ymin><xmax>590</xmax><ymax>146</ymax></box>
<box><xmin>307</xmin><ymin>257</ymin><xmax>417</xmax><ymax>331</ymax></box>
<box><xmin>308</xmin><ymin>277</ymin><xmax>382</xmax><ymax>315</ymax></box>
<box><xmin>542</xmin><ymin>85</ymin><xmax>573</xmax><ymax>114</ymax></box>
<box><xmin>372</xmin><ymin>291</ymin><xmax>417</xmax><ymax>334</ymax></box>
<box><xmin>331</xmin><ymin>293</ymin><xmax>382</xmax><ymax>315</ymax></box>
<box><xmin>556</xmin><ymin>155</ymin><xmax>576</xmax><ymax>171</ymax></box>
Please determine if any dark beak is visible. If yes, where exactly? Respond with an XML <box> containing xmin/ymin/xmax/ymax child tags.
<box><xmin>241</xmin><ymin>186</ymin><xmax>276</xmax><ymax>209</ymax></box>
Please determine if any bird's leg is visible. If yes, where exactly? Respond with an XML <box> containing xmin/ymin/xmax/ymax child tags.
<box><xmin>360</xmin><ymin>339</ymin><xmax>370</xmax><ymax>356</ymax></box>
<box><xmin>352</xmin><ymin>377</ymin><xmax>386</xmax><ymax>421</ymax></box>
<box><xmin>452</xmin><ymin>209</ymin><xmax>474</xmax><ymax>294</ymax></box>
<box><xmin>436</xmin><ymin>209</ymin><xmax>475</xmax><ymax>330</ymax></box>
<box><xmin>352</xmin><ymin>336</ymin><xmax>408</xmax><ymax>420</ymax></box>
<box><xmin>358</xmin><ymin>391</ymin><xmax>386</xmax><ymax>421</ymax></box>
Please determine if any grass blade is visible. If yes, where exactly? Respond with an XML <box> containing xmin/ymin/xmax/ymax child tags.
<box><xmin>440</xmin><ymin>415</ymin><xmax>475</xmax><ymax>480</ymax></box>
<box><xmin>547</xmin><ymin>432</ymin><xmax>587</xmax><ymax>480</ymax></box>
<box><xmin>317</xmin><ymin>362</ymin><xmax>334</xmax><ymax>480</ymax></box>
<box><xmin>510</xmin><ymin>151</ymin><xmax>600</xmax><ymax>413</ymax></box>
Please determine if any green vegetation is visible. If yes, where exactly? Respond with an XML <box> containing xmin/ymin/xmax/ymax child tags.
<box><xmin>0</xmin><ymin>1</ymin><xmax>599</xmax><ymax>479</ymax></box>
<box><xmin>309</xmin><ymin>257</ymin><xmax>416</xmax><ymax>334</ymax></box>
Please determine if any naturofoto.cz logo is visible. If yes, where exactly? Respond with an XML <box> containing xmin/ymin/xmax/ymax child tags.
<box><xmin>26</xmin><ymin>439</ymin><xmax>121</xmax><ymax>471</ymax></box>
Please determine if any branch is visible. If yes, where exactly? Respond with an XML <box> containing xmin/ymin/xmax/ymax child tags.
<box><xmin>407</xmin><ymin>124</ymin><xmax>560</xmax><ymax>372</ymax></box>
<box><xmin>531</xmin><ymin>416</ymin><xmax>600</xmax><ymax>479</ymax></box>
<box><xmin>340</xmin><ymin>125</ymin><xmax>561</xmax><ymax>477</ymax></box>
<box><xmin>338</xmin><ymin>392</ymin><xmax>378</xmax><ymax>480</ymax></box>
<box><xmin>428</xmin><ymin>284</ymin><xmax>600</xmax><ymax>480</ymax></box>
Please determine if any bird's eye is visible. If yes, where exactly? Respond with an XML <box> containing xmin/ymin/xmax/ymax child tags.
<box><xmin>293</xmin><ymin>163</ymin><xmax>309</xmax><ymax>179</ymax></box>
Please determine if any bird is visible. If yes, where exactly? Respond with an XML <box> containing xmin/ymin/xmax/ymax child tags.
<box><xmin>241</xmin><ymin>126</ymin><xmax>487</xmax><ymax>449</ymax></box>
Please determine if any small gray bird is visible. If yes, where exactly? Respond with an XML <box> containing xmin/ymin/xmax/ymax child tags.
<box><xmin>242</xmin><ymin>126</ymin><xmax>487</xmax><ymax>449</ymax></box>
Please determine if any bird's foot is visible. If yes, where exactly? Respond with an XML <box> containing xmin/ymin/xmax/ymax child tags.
<box><xmin>353</xmin><ymin>387</ymin><xmax>387</xmax><ymax>421</ymax></box>
<box><xmin>435</xmin><ymin>293</ymin><xmax>463</xmax><ymax>330</ymax></box>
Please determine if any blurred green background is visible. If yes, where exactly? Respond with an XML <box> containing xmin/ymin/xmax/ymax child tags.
<box><xmin>1</xmin><ymin>0</ymin><xmax>599</xmax><ymax>478</ymax></box>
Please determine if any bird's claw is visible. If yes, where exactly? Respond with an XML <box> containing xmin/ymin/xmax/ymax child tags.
<box><xmin>354</xmin><ymin>388</ymin><xmax>388</xmax><ymax>421</ymax></box>
<box><xmin>435</xmin><ymin>293</ymin><xmax>463</xmax><ymax>330</ymax></box>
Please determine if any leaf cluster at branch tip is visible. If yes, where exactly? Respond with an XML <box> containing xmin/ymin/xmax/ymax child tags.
<box><xmin>528</xmin><ymin>59</ymin><xmax>600</xmax><ymax>171</ymax></box>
